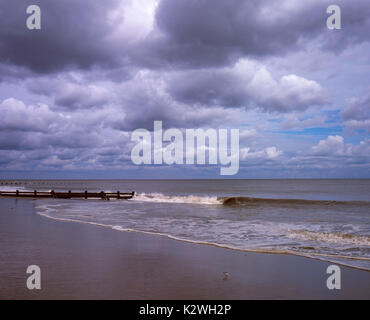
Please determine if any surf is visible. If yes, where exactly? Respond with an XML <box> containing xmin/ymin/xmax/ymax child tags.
<box><xmin>131</xmin><ymin>193</ymin><xmax>370</xmax><ymax>207</ymax></box>
<box><xmin>132</xmin><ymin>193</ymin><xmax>222</xmax><ymax>205</ymax></box>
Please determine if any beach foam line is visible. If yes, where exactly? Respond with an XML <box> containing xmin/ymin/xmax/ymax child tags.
<box><xmin>288</xmin><ymin>229</ymin><xmax>370</xmax><ymax>246</ymax></box>
<box><xmin>35</xmin><ymin>209</ymin><xmax>370</xmax><ymax>272</ymax></box>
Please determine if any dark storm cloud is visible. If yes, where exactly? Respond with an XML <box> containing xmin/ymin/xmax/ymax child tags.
<box><xmin>1</xmin><ymin>0</ymin><xmax>370</xmax><ymax>76</ymax></box>
<box><xmin>25</xmin><ymin>74</ymin><xmax>116</xmax><ymax>110</ymax></box>
<box><xmin>23</xmin><ymin>70</ymin><xmax>244</xmax><ymax>130</ymax></box>
<box><xmin>104</xmin><ymin>71</ymin><xmax>245</xmax><ymax>130</ymax></box>
<box><xmin>0</xmin><ymin>0</ymin><xmax>369</xmax><ymax>176</ymax></box>
<box><xmin>0</xmin><ymin>0</ymin><xmax>124</xmax><ymax>73</ymax></box>
<box><xmin>144</xmin><ymin>0</ymin><xmax>370</xmax><ymax>68</ymax></box>
<box><xmin>0</xmin><ymin>63</ymin><xmax>31</xmax><ymax>82</ymax></box>
<box><xmin>54</xmin><ymin>83</ymin><xmax>112</xmax><ymax>109</ymax></box>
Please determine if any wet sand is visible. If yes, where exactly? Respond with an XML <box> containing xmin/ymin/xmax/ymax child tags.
<box><xmin>0</xmin><ymin>198</ymin><xmax>369</xmax><ymax>299</ymax></box>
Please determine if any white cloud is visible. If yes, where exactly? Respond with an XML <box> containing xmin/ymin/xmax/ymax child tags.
<box><xmin>0</xmin><ymin>98</ymin><xmax>61</xmax><ymax>132</ymax></box>
<box><xmin>241</xmin><ymin>146</ymin><xmax>283</xmax><ymax>160</ymax></box>
<box><xmin>312</xmin><ymin>135</ymin><xmax>349</xmax><ymax>156</ymax></box>
<box><xmin>248</xmin><ymin>70</ymin><xmax>330</xmax><ymax>112</ymax></box>
<box><xmin>167</xmin><ymin>59</ymin><xmax>330</xmax><ymax>112</ymax></box>
<box><xmin>311</xmin><ymin>135</ymin><xmax>370</xmax><ymax>160</ymax></box>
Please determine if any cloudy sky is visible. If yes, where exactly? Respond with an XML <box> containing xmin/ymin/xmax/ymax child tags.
<box><xmin>0</xmin><ymin>0</ymin><xmax>369</xmax><ymax>179</ymax></box>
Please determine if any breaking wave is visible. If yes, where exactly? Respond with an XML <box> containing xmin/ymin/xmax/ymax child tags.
<box><xmin>0</xmin><ymin>186</ymin><xmax>28</xmax><ymax>192</ymax></box>
<box><xmin>131</xmin><ymin>193</ymin><xmax>370</xmax><ymax>208</ymax></box>
<box><xmin>133</xmin><ymin>193</ymin><xmax>222</xmax><ymax>205</ymax></box>
<box><xmin>221</xmin><ymin>196</ymin><xmax>370</xmax><ymax>207</ymax></box>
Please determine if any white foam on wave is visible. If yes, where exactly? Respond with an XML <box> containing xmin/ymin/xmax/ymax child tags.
<box><xmin>97</xmin><ymin>226</ymin><xmax>370</xmax><ymax>272</ymax></box>
<box><xmin>0</xmin><ymin>185</ymin><xmax>31</xmax><ymax>192</ymax></box>
<box><xmin>31</xmin><ymin>194</ymin><xmax>370</xmax><ymax>271</ymax></box>
<box><xmin>33</xmin><ymin>203</ymin><xmax>370</xmax><ymax>272</ymax></box>
<box><xmin>288</xmin><ymin>229</ymin><xmax>370</xmax><ymax>246</ymax></box>
<box><xmin>132</xmin><ymin>193</ymin><xmax>222</xmax><ymax>205</ymax></box>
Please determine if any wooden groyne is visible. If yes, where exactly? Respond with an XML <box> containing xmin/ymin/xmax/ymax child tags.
<box><xmin>0</xmin><ymin>190</ymin><xmax>135</xmax><ymax>200</ymax></box>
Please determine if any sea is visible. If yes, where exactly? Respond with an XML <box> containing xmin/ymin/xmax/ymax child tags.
<box><xmin>1</xmin><ymin>179</ymin><xmax>369</xmax><ymax>271</ymax></box>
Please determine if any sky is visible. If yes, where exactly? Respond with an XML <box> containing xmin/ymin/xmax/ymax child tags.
<box><xmin>0</xmin><ymin>0</ymin><xmax>369</xmax><ymax>179</ymax></box>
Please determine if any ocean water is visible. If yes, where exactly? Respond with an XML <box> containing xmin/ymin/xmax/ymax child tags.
<box><xmin>1</xmin><ymin>179</ymin><xmax>370</xmax><ymax>270</ymax></box>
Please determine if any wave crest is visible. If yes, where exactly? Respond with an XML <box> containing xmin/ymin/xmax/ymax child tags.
<box><xmin>131</xmin><ymin>194</ymin><xmax>370</xmax><ymax>207</ymax></box>
<box><xmin>133</xmin><ymin>193</ymin><xmax>222</xmax><ymax>205</ymax></box>
<box><xmin>221</xmin><ymin>196</ymin><xmax>370</xmax><ymax>207</ymax></box>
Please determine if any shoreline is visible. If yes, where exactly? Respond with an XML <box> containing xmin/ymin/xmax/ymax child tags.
<box><xmin>37</xmin><ymin>208</ymin><xmax>370</xmax><ymax>273</ymax></box>
<box><xmin>1</xmin><ymin>198</ymin><xmax>369</xmax><ymax>299</ymax></box>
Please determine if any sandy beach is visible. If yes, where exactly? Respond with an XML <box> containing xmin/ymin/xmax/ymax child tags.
<box><xmin>0</xmin><ymin>197</ymin><xmax>369</xmax><ymax>300</ymax></box>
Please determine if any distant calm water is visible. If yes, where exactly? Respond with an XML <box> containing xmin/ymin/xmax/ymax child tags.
<box><xmin>2</xmin><ymin>179</ymin><xmax>370</xmax><ymax>270</ymax></box>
